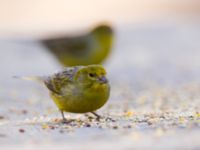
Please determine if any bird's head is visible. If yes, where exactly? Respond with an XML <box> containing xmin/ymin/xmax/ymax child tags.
<box><xmin>88</xmin><ymin>24</ymin><xmax>114</xmax><ymax>65</ymax></box>
<box><xmin>91</xmin><ymin>24</ymin><xmax>113</xmax><ymax>39</ymax></box>
<box><xmin>74</xmin><ymin>65</ymin><xmax>108</xmax><ymax>85</ymax></box>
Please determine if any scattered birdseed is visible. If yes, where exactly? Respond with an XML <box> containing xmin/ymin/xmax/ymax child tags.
<box><xmin>124</xmin><ymin>111</ymin><xmax>134</xmax><ymax>117</ymax></box>
<box><xmin>196</xmin><ymin>112</ymin><xmax>200</xmax><ymax>118</ymax></box>
<box><xmin>113</xmin><ymin>126</ymin><xmax>118</xmax><ymax>129</ymax></box>
<box><xmin>42</xmin><ymin>124</ymin><xmax>49</xmax><ymax>129</ymax></box>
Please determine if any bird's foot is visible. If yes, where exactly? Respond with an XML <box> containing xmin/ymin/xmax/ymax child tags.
<box><xmin>60</xmin><ymin>110</ymin><xmax>72</xmax><ymax>124</ymax></box>
<box><xmin>105</xmin><ymin>117</ymin><xmax>115</xmax><ymax>122</ymax></box>
<box><xmin>61</xmin><ymin>118</ymin><xmax>72</xmax><ymax>124</ymax></box>
<box><xmin>91</xmin><ymin>112</ymin><xmax>102</xmax><ymax>121</ymax></box>
<box><xmin>90</xmin><ymin>112</ymin><xmax>115</xmax><ymax>122</ymax></box>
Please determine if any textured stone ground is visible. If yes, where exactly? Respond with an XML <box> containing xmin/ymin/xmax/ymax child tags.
<box><xmin>0</xmin><ymin>24</ymin><xmax>200</xmax><ymax>149</ymax></box>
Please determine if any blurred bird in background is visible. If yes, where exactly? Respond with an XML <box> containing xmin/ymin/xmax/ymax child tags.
<box><xmin>41</xmin><ymin>24</ymin><xmax>114</xmax><ymax>66</ymax></box>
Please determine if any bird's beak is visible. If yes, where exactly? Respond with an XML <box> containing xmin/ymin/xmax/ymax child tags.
<box><xmin>98</xmin><ymin>76</ymin><xmax>108</xmax><ymax>84</ymax></box>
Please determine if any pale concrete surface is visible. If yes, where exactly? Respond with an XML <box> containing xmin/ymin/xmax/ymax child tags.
<box><xmin>0</xmin><ymin>23</ymin><xmax>200</xmax><ymax>150</ymax></box>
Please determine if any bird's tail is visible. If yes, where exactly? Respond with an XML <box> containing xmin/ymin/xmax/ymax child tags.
<box><xmin>13</xmin><ymin>75</ymin><xmax>45</xmax><ymax>84</ymax></box>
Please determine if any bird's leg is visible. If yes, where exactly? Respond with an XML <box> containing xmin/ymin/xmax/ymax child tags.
<box><xmin>91</xmin><ymin>112</ymin><xmax>101</xmax><ymax>120</ymax></box>
<box><xmin>60</xmin><ymin>110</ymin><xmax>69</xmax><ymax>124</ymax></box>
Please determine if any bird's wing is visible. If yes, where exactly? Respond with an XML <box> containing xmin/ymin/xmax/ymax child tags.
<box><xmin>42</xmin><ymin>35</ymin><xmax>90</xmax><ymax>56</ymax></box>
<box><xmin>44</xmin><ymin>67</ymin><xmax>79</xmax><ymax>95</ymax></box>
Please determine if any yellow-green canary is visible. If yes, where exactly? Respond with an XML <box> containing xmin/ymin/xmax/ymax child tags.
<box><xmin>41</xmin><ymin>24</ymin><xmax>114</xmax><ymax>66</ymax></box>
<box><xmin>41</xmin><ymin>65</ymin><xmax>110</xmax><ymax>121</ymax></box>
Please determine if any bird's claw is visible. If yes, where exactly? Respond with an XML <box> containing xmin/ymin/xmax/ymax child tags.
<box><xmin>61</xmin><ymin>119</ymin><xmax>72</xmax><ymax>124</ymax></box>
<box><xmin>105</xmin><ymin>117</ymin><xmax>115</xmax><ymax>122</ymax></box>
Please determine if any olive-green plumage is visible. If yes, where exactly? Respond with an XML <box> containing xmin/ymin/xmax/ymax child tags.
<box><xmin>42</xmin><ymin>24</ymin><xmax>113</xmax><ymax>66</ymax></box>
<box><xmin>43</xmin><ymin>65</ymin><xmax>110</xmax><ymax>119</ymax></box>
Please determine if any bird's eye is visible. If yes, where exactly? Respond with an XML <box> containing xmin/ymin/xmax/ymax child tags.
<box><xmin>89</xmin><ymin>73</ymin><xmax>96</xmax><ymax>78</ymax></box>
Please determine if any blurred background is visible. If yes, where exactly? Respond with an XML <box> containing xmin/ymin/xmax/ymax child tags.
<box><xmin>0</xmin><ymin>0</ymin><xmax>200</xmax><ymax>149</ymax></box>
<box><xmin>0</xmin><ymin>0</ymin><xmax>199</xmax><ymax>81</ymax></box>
<box><xmin>0</xmin><ymin>0</ymin><xmax>199</xmax><ymax>37</ymax></box>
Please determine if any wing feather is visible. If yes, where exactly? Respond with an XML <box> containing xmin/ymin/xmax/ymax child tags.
<box><xmin>44</xmin><ymin>67</ymin><xmax>79</xmax><ymax>95</ymax></box>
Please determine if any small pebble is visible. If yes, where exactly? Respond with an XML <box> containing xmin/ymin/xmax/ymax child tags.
<box><xmin>49</xmin><ymin>126</ymin><xmax>55</xmax><ymax>130</ymax></box>
<box><xmin>0</xmin><ymin>134</ymin><xmax>6</xmax><ymax>137</ymax></box>
<box><xmin>22</xmin><ymin>110</ymin><xmax>28</xmax><ymax>114</ymax></box>
<box><xmin>85</xmin><ymin>124</ymin><xmax>91</xmax><ymax>127</ymax></box>
<box><xmin>0</xmin><ymin>116</ymin><xmax>5</xmax><ymax>120</ymax></box>
<box><xmin>19</xmin><ymin>129</ymin><xmax>25</xmax><ymax>133</ymax></box>
<box><xmin>59</xmin><ymin>130</ymin><xmax>64</xmax><ymax>133</ymax></box>
<box><xmin>125</xmin><ymin>125</ymin><xmax>132</xmax><ymax>129</ymax></box>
